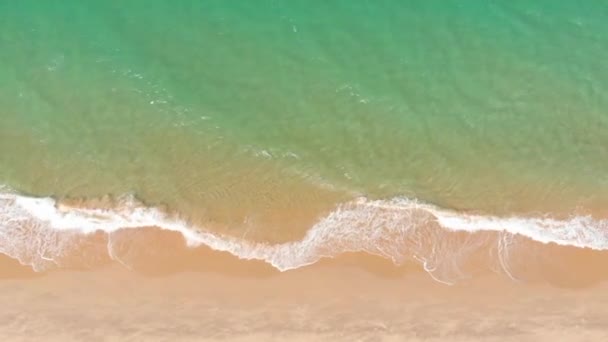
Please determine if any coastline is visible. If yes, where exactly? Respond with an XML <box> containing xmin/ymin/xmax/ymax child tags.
<box><xmin>2</xmin><ymin>1</ymin><xmax>608</xmax><ymax>340</ymax></box>
<box><xmin>4</xmin><ymin>190</ymin><xmax>608</xmax><ymax>279</ymax></box>
<box><xmin>3</xmin><ymin>191</ymin><xmax>608</xmax><ymax>340</ymax></box>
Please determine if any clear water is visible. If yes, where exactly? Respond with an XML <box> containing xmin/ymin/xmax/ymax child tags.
<box><xmin>1</xmin><ymin>1</ymin><xmax>608</xmax><ymax>249</ymax></box>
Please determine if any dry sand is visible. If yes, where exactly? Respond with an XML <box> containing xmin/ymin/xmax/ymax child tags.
<box><xmin>2</xmin><ymin>246</ymin><xmax>608</xmax><ymax>342</ymax></box>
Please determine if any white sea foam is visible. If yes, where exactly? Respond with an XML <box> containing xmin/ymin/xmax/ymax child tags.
<box><xmin>1</xmin><ymin>188</ymin><xmax>607</xmax><ymax>283</ymax></box>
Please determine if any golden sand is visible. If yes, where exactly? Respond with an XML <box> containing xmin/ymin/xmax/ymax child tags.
<box><xmin>2</xmin><ymin>240</ymin><xmax>608</xmax><ymax>342</ymax></box>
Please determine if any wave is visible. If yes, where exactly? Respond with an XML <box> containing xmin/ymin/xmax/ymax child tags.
<box><xmin>1</xmin><ymin>186</ymin><xmax>607</xmax><ymax>284</ymax></box>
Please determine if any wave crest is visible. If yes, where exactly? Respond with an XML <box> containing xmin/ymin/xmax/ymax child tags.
<box><xmin>1</xmin><ymin>189</ymin><xmax>607</xmax><ymax>284</ymax></box>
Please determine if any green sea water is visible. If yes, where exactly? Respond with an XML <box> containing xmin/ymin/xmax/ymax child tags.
<box><xmin>1</xmin><ymin>1</ymin><xmax>608</xmax><ymax>242</ymax></box>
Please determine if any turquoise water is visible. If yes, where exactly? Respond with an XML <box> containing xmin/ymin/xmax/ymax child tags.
<box><xmin>1</xmin><ymin>1</ymin><xmax>608</xmax><ymax>273</ymax></box>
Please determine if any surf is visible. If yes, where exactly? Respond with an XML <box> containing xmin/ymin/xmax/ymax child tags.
<box><xmin>1</xmin><ymin>187</ymin><xmax>607</xmax><ymax>284</ymax></box>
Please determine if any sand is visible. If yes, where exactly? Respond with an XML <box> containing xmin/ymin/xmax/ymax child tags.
<box><xmin>2</xmin><ymin>248</ymin><xmax>608</xmax><ymax>342</ymax></box>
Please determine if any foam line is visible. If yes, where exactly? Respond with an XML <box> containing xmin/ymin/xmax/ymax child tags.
<box><xmin>1</xmin><ymin>189</ymin><xmax>607</xmax><ymax>281</ymax></box>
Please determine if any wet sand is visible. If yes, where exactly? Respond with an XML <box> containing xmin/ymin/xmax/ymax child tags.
<box><xmin>2</xmin><ymin>244</ymin><xmax>608</xmax><ymax>342</ymax></box>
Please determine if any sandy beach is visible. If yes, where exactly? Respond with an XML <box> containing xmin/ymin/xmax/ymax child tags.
<box><xmin>2</xmin><ymin>244</ymin><xmax>608</xmax><ymax>342</ymax></box>
<box><xmin>3</xmin><ymin>1</ymin><xmax>608</xmax><ymax>341</ymax></box>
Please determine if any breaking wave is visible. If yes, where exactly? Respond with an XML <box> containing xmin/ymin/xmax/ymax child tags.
<box><xmin>1</xmin><ymin>187</ymin><xmax>607</xmax><ymax>284</ymax></box>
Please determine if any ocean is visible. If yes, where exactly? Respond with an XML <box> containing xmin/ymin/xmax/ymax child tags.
<box><xmin>1</xmin><ymin>0</ymin><xmax>608</xmax><ymax>285</ymax></box>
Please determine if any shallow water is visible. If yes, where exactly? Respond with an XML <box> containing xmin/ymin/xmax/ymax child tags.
<box><xmin>1</xmin><ymin>1</ymin><xmax>608</xmax><ymax>282</ymax></box>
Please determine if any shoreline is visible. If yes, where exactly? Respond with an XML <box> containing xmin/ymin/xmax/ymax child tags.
<box><xmin>3</xmin><ymin>191</ymin><xmax>608</xmax><ymax>340</ymax></box>
<box><xmin>3</xmin><ymin>220</ymin><xmax>608</xmax><ymax>289</ymax></box>
<box><xmin>4</xmin><ymin>189</ymin><xmax>608</xmax><ymax>280</ymax></box>
<box><xmin>3</xmin><ymin>232</ymin><xmax>608</xmax><ymax>287</ymax></box>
